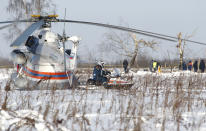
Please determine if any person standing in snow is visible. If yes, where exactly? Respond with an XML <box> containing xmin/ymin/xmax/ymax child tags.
<box><xmin>157</xmin><ymin>62</ymin><xmax>161</xmax><ymax>73</ymax></box>
<box><xmin>123</xmin><ymin>59</ymin><xmax>129</xmax><ymax>73</ymax></box>
<box><xmin>149</xmin><ymin>60</ymin><xmax>153</xmax><ymax>72</ymax></box>
<box><xmin>199</xmin><ymin>60</ymin><xmax>205</xmax><ymax>73</ymax></box>
<box><xmin>182</xmin><ymin>61</ymin><xmax>187</xmax><ymax>70</ymax></box>
<box><xmin>187</xmin><ymin>60</ymin><xmax>192</xmax><ymax>71</ymax></box>
<box><xmin>93</xmin><ymin>64</ymin><xmax>102</xmax><ymax>84</ymax></box>
<box><xmin>153</xmin><ymin>61</ymin><xmax>158</xmax><ymax>72</ymax></box>
<box><xmin>193</xmin><ymin>60</ymin><xmax>198</xmax><ymax>72</ymax></box>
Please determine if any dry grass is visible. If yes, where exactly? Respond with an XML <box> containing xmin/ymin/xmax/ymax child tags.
<box><xmin>0</xmin><ymin>69</ymin><xmax>206</xmax><ymax>130</ymax></box>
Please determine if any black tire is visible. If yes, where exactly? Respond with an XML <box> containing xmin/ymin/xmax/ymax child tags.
<box><xmin>103</xmin><ymin>82</ymin><xmax>108</xmax><ymax>88</ymax></box>
<box><xmin>86</xmin><ymin>79</ymin><xmax>96</xmax><ymax>85</ymax></box>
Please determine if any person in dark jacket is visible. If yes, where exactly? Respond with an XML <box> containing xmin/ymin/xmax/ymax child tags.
<box><xmin>182</xmin><ymin>61</ymin><xmax>187</xmax><ymax>70</ymax></box>
<box><xmin>149</xmin><ymin>60</ymin><xmax>153</xmax><ymax>72</ymax></box>
<box><xmin>193</xmin><ymin>60</ymin><xmax>198</xmax><ymax>72</ymax></box>
<box><xmin>187</xmin><ymin>60</ymin><xmax>192</xmax><ymax>71</ymax></box>
<box><xmin>123</xmin><ymin>59</ymin><xmax>129</xmax><ymax>73</ymax></box>
<box><xmin>93</xmin><ymin>65</ymin><xmax>102</xmax><ymax>82</ymax></box>
<box><xmin>93</xmin><ymin>64</ymin><xmax>108</xmax><ymax>85</ymax></box>
<box><xmin>199</xmin><ymin>60</ymin><xmax>205</xmax><ymax>73</ymax></box>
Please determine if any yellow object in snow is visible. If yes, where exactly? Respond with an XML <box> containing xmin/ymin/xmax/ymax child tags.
<box><xmin>158</xmin><ymin>66</ymin><xmax>161</xmax><ymax>73</ymax></box>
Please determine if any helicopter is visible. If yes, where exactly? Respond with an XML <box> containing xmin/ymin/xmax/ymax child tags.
<box><xmin>0</xmin><ymin>14</ymin><xmax>206</xmax><ymax>89</ymax></box>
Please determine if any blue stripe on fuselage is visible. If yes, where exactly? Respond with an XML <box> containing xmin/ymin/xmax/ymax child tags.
<box><xmin>23</xmin><ymin>67</ymin><xmax>70</xmax><ymax>78</ymax></box>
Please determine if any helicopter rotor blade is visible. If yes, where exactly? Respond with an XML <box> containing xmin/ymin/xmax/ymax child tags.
<box><xmin>2</xmin><ymin>17</ymin><xmax>205</xmax><ymax>46</ymax></box>
<box><xmin>10</xmin><ymin>20</ymin><xmax>45</xmax><ymax>47</ymax></box>
<box><xmin>0</xmin><ymin>19</ymin><xmax>33</xmax><ymax>24</ymax></box>
<box><xmin>0</xmin><ymin>24</ymin><xmax>13</xmax><ymax>30</ymax></box>
<box><xmin>182</xmin><ymin>39</ymin><xmax>206</xmax><ymax>46</ymax></box>
<box><xmin>57</xmin><ymin>19</ymin><xmax>177</xmax><ymax>42</ymax></box>
<box><xmin>125</xmin><ymin>25</ymin><xmax>206</xmax><ymax>46</ymax></box>
<box><xmin>57</xmin><ymin>19</ymin><xmax>206</xmax><ymax>45</ymax></box>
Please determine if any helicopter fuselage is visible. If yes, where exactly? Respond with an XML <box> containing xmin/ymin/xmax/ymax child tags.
<box><xmin>11</xmin><ymin>27</ymin><xmax>78</xmax><ymax>89</ymax></box>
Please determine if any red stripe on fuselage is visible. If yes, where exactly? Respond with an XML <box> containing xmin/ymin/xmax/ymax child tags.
<box><xmin>23</xmin><ymin>67</ymin><xmax>71</xmax><ymax>80</ymax></box>
<box><xmin>23</xmin><ymin>70</ymin><xmax>70</xmax><ymax>80</ymax></box>
<box><xmin>25</xmin><ymin>66</ymin><xmax>71</xmax><ymax>75</ymax></box>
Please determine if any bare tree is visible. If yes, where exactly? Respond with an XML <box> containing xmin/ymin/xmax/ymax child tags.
<box><xmin>130</xmin><ymin>33</ymin><xmax>156</xmax><ymax>67</ymax></box>
<box><xmin>101</xmin><ymin>30</ymin><xmax>157</xmax><ymax>67</ymax></box>
<box><xmin>176</xmin><ymin>31</ymin><xmax>195</xmax><ymax>69</ymax></box>
<box><xmin>177</xmin><ymin>32</ymin><xmax>184</xmax><ymax>69</ymax></box>
<box><xmin>6</xmin><ymin>0</ymin><xmax>56</xmax><ymax>41</ymax></box>
<box><xmin>7</xmin><ymin>0</ymin><xmax>56</xmax><ymax>19</ymax></box>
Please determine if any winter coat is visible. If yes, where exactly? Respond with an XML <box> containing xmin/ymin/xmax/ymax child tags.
<box><xmin>193</xmin><ymin>61</ymin><xmax>198</xmax><ymax>72</ymax></box>
<box><xmin>123</xmin><ymin>59</ymin><xmax>128</xmax><ymax>67</ymax></box>
<box><xmin>182</xmin><ymin>62</ymin><xmax>187</xmax><ymax>70</ymax></box>
<box><xmin>93</xmin><ymin>66</ymin><xmax>102</xmax><ymax>81</ymax></box>
<box><xmin>188</xmin><ymin>61</ymin><xmax>192</xmax><ymax>71</ymax></box>
<box><xmin>149</xmin><ymin>60</ymin><xmax>153</xmax><ymax>71</ymax></box>
<box><xmin>93</xmin><ymin>66</ymin><xmax>108</xmax><ymax>83</ymax></box>
<box><xmin>199</xmin><ymin>60</ymin><xmax>205</xmax><ymax>72</ymax></box>
<box><xmin>153</xmin><ymin>61</ymin><xmax>157</xmax><ymax>69</ymax></box>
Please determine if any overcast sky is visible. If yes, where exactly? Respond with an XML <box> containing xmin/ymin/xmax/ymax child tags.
<box><xmin>0</xmin><ymin>0</ymin><xmax>206</xmax><ymax>61</ymax></box>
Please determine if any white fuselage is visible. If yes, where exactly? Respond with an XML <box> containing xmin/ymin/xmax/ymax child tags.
<box><xmin>12</xmin><ymin>28</ymin><xmax>78</xmax><ymax>88</ymax></box>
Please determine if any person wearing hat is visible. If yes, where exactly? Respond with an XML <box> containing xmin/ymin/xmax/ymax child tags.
<box><xmin>92</xmin><ymin>61</ymin><xmax>108</xmax><ymax>85</ymax></box>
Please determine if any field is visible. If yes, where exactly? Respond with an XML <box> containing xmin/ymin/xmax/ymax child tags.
<box><xmin>0</xmin><ymin>68</ymin><xmax>206</xmax><ymax>131</ymax></box>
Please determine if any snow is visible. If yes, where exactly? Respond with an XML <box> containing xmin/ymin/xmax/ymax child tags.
<box><xmin>0</xmin><ymin>109</ymin><xmax>66</xmax><ymax>130</ymax></box>
<box><xmin>0</xmin><ymin>68</ymin><xmax>206</xmax><ymax>131</ymax></box>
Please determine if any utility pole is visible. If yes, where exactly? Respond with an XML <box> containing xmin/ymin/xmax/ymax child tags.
<box><xmin>177</xmin><ymin>32</ymin><xmax>183</xmax><ymax>70</ymax></box>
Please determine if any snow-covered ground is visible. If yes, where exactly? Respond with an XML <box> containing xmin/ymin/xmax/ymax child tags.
<box><xmin>0</xmin><ymin>68</ymin><xmax>206</xmax><ymax>131</ymax></box>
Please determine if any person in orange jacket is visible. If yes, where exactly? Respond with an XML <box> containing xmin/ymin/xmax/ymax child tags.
<box><xmin>188</xmin><ymin>60</ymin><xmax>192</xmax><ymax>71</ymax></box>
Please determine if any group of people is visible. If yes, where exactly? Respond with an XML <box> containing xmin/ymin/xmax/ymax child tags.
<box><xmin>182</xmin><ymin>60</ymin><xmax>205</xmax><ymax>72</ymax></box>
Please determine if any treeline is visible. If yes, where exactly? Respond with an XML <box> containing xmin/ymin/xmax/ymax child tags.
<box><xmin>0</xmin><ymin>57</ymin><xmax>13</xmax><ymax>67</ymax></box>
<box><xmin>77</xmin><ymin>56</ymin><xmax>204</xmax><ymax>71</ymax></box>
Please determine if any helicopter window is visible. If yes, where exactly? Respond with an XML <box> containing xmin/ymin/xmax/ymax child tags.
<box><xmin>65</xmin><ymin>49</ymin><xmax>71</xmax><ymax>55</ymax></box>
<box><xmin>25</xmin><ymin>36</ymin><xmax>39</xmax><ymax>53</ymax></box>
<box><xmin>38</xmin><ymin>35</ymin><xmax>42</xmax><ymax>39</ymax></box>
<box><xmin>25</xmin><ymin>36</ymin><xmax>39</xmax><ymax>48</ymax></box>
